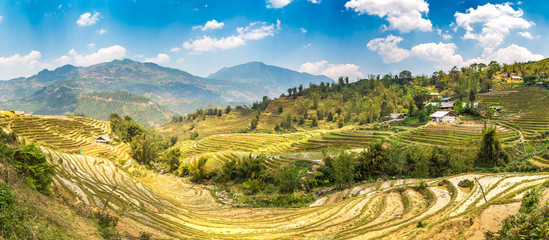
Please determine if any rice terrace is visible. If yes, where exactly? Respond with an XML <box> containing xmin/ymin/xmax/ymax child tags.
<box><xmin>1</xmin><ymin>1</ymin><xmax>549</xmax><ymax>240</ymax></box>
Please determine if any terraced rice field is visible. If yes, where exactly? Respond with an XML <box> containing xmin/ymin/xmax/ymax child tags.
<box><xmin>398</xmin><ymin>123</ymin><xmax>519</xmax><ymax>147</ymax></box>
<box><xmin>178</xmin><ymin>132</ymin><xmax>320</xmax><ymax>168</ymax></box>
<box><xmin>44</xmin><ymin>146</ymin><xmax>549</xmax><ymax>239</ymax></box>
<box><xmin>478</xmin><ymin>87</ymin><xmax>549</xmax><ymax>140</ymax></box>
<box><xmin>1</xmin><ymin>113</ymin><xmax>132</xmax><ymax>166</ymax></box>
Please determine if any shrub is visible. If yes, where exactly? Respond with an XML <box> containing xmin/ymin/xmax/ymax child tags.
<box><xmin>190</xmin><ymin>157</ymin><xmax>209</xmax><ymax>183</ymax></box>
<box><xmin>0</xmin><ymin>183</ymin><xmax>30</xmax><ymax>239</ymax></box>
<box><xmin>95</xmin><ymin>212</ymin><xmax>119</xmax><ymax>239</ymax></box>
<box><xmin>458</xmin><ymin>179</ymin><xmax>474</xmax><ymax>188</ymax></box>
<box><xmin>12</xmin><ymin>144</ymin><xmax>55</xmax><ymax>194</ymax></box>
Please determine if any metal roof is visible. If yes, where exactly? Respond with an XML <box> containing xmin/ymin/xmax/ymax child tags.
<box><xmin>429</xmin><ymin>111</ymin><xmax>451</xmax><ymax>118</ymax></box>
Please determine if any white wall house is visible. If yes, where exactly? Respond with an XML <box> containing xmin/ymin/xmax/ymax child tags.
<box><xmin>430</xmin><ymin>111</ymin><xmax>458</xmax><ymax>123</ymax></box>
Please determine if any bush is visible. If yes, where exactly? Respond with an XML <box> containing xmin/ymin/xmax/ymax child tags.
<box><xmin>190</xmin><ymin>157</ymin><xmax>209</xmax><ymax>183</ymax></box>
<box><xmin>458</xmin><ymin>179</ymin><xmax>474</xmax><ymax>188</ymax></box>
<box><xmin>0</xmin><ymin>183</ymin><xmax>30</xmax><ymax>239</ymax></box>
<box><xmin>95</xmin><ymin>212</ymin><xmax>120</xmax><ymax>239</ymax></box>
<box><xmin>12</xmin><ymin>144</ymin><xmax>55</xmax><ymax>194</ymax></box>
<box><xmin>485</xmin><ymin>186</ymin><xmax>549</xmax><ymax>239</ymax></box>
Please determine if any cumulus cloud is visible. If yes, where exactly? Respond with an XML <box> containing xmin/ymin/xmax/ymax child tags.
<box><xmin>0</xmin><ymin>50</ymin><xmax>51</xmax><ymax>79</ymax></box>
<box><xmin>455</xmin><ymin>3</ymin><xmax>534</xmax><ymax>49</ymax></box>
<box><xmin>76</xmin><ymin>12</ymin><xmax>100</xmax><ymax>27</ymax></box>
<box><xmin>299</xmin><ymin>61</ymin><xmax>364</xmax><ymax>81</ymax></box>
<box><xmin>267</xmin><ymin>0</ymin><xmax>293</xmax><ymax>8</ymax></box>
<box><xmin>483</xmin><ymin>44</ymin><xmax>543</xmax><ymax>64</ymax></box>
<box><xmin>145</xmin><ymin>54</ymin><xmax>170</xmax><ymax>64</ymax></box>
<box><xmin>170</xmin><ymin>47</ymin><xmax>181</xmax><ymax>52</ymax></box>
<box><xmin>518</xmin><ymin>31</ymin><xmax>533</xmax><ymax>39</ymax></box>
<box><xmin>97</xmin><ymin>28</ymin><xmax>107</xmax><ymax>34</ymax></box>
<box><xmin>55</xmin><ymin>45</ymin><xmax>127</xmax><ymax>66</ymax></box>
<box><xmin>193</xmin><ymin>19</ymin><xmax>224</xmax><ymax>31</ymax></box>
<box><xmin>300</xmin><ymin>27</ymin><xmax>307</xmax><ymax>33</ymax></box>
<box><xmin>411</xmin><ymin>42</ymin><xmax>465</xmax><ymax>68</ymax></box>
<box><xmin>345</xmin><ymin>0</ymin><xmax>432</xmax><ymax>33</ymax></box>
<box><xmin>183</xmin><ymin>20</ymin><xmax>280</xmax><ymax>53</ymax></box>
<box><xmin>366</xmin><ymin>35</ymin><xmax>411</xmax><ymax>63</ymax></box>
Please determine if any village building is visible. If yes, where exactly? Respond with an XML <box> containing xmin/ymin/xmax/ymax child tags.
<box><xmin>94</xmin><ymin>135</ymin><xmax>112</xmax><ymax>144</ymax></box>
<box><xmin>430</xmin><ymin>111</ymin><xmax>458</xmax><ymax>123</ymax></box>
<box><xmin>386</xmin><ymin>113</ymin><xmax>406</xmax><ymax>122</ymax></box>
<box><xmin>441</xmin><ymin>97</ymin><xmax>455</xmax><ymax>102</ymax></box>
<box><xmin>427</xmin><ymin>92</ymin><xmax>441</xmax><ymax>100</ymax></box>
<box><xmin>511</xmin><ymin>76</ymin><xmax>522</xmax><ymax>81</ymax></box>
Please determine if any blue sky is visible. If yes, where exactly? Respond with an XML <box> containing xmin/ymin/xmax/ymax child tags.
<box><xmin>0</xmin><ymin>0</ymin><xmax>547</xmax><ymax>80</ymax></box>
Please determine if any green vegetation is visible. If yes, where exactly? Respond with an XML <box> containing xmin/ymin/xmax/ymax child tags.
<box><xmin>0</xmin><ymin>183</ymin><xmax>30</xmax><ymax>239</ymax></box>
<box><xmin>485</xmin><ymin>184</ymin><xmax>549</xmax><ymax>239</ymax></box>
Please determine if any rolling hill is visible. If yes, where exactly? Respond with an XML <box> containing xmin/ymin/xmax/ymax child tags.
<box><xmin>209</xmin><ymin>61</ymin><xmax>334</xmax><ymax>99</ymax></box>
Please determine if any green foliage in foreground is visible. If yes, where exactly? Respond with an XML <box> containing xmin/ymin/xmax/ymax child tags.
<box><xmin>0</xmin><ymin>183</ymin><xmax>30</xmax><ymax>239</ymax></box>
<box><xmin>485</xmin><ymin>184</ymin><xmax>549</xmax><ymax>239</ymax></box>
<box><xmin>12</xmin><ymin>144</ymin><xmax>55</xmax><ymax>194</ymax></box>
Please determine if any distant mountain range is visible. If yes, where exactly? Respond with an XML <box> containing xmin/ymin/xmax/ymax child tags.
<box><xmin>0</xmin><ymin>59</ymin><xmax>332</xmax><ymax>125</ymax></box>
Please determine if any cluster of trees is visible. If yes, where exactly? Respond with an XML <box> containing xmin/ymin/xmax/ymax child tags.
<box><xmin>310</xmin><ymin>124</ymin><xmax>513</xmax><ymax>189</ymax></box>
<box><xmin>109</xmin><ymin>113</ymin><xmax>177</xmax><ymax>167</ymax></box>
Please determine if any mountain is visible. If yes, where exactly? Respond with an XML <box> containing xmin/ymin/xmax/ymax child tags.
<box><xmin>0</xmin><ymin>59</ymin><xmax>334</xmax><ymax>124</ymax></box>
<box><xmin>208</xmin><ymin>61</ymin><xmax>333</xmax><ymax>99</ymax></box>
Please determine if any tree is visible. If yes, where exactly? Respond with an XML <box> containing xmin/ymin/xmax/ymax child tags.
<box><xmin>477</xmin><ymin>122</ymin><xmax>509</xmax><ymax>167</ymax></box>
<box><xmin>276</xmin><ymin>164</ymin><xmax>299</xmax><ymax>194</ymax></box>
<box><xmin>225</xmin><ymin>105</ymin><xmax>232</xmax><ymax>114</ymax></box>
<box><xmin>161</xmin><ymin>148</ymin><xmax>181</xmax><ymax>172</ymax></box>
<box><xmin>412</xmin><ymin>91</ymin><xmax>428</xmax><ymax>110</ymax></box>
<box><xmin>190</xmin><ymin>157</ymin><xmax>209</xmax><ymax>183</ymax></box>
<box><xmin>332</xmin><ymin>151</ymin><xmax>355</xmax><ymax>189</ymax></box>
<box><xmin>356</xmin><ymin>142</ymin><xmax>388</xmax><ymax>180</ymax></box>
<box><xmin>131</xmin><ymin>133</ymin><xmax>159</xmax><ymax>166</ymax></box>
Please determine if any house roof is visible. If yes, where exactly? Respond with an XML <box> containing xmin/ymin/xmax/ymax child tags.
<box><xmin>389</xmin><ymin>113</ymin><xmax>404</xmax><ymax>119</ymax></box>
<box><xmin>430</xmin><ymin>111</ymin><xmax>454</xmax><ymax>118</ymax></box>
<box><xmin>95</xmin><ymin>135</ymin><xmax>111</xmax><ymax>141</ymax></box>
<box><xmin>441</xmin><ymin>97</ymin><xmax>453</xmax><ymax>101</ymax></box>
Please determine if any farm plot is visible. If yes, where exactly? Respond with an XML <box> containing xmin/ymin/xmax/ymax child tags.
<box><xmin>478</xmin><ymin>87</ymin><xmax>549</xmax><ymax>140</ymax></box>
<box><xmin>7</xmin><ymin>115</ymin><xmax>109</xmax><ymax>151</ymax></box>
<box><xmin>43</xmin><ymin>146</ymin><xmax>549</xmax><ymax>239</ymax></box>
<box><xmin>397</xmin><ymin>123</ymin><xmax>518</xmax><ymax>147</ymax></box>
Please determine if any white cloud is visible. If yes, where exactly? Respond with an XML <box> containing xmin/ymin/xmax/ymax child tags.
<box><xmin>300</xmin><ymin>27</ymin><xmax>307</xmax><ymax>33</ymax></box>
<box><xmin>437</xmin><ymin>29</ymin><xmax>453</xmax><ymax>40</ymax></box>
<box><xmin>483</xmin><ymin>44</ymin><xmax>543</xmax><ymax>64</ymax></box>
<box><xmin>145</xmin><ymin>54</ymin><xmax>170</xmax><ymax>64</ymax></box>
<box><xmin>0</xmin><ymin>16</ymin><xmax>3</xmax><ymax>22</ymax></box>
<box><xmin>170</xmin><ymin>47</ymin><xmax>181</xmax><ymax>52</ymax></box>
<box><xmin>345</xmin><ymin>0</ymin><xmax>432</xmax><ymax>33</ymax></box>
<box><xmin>518</xmin><ymin>31</ymin><xmax>533</xmax><ymax>39</ymax></box>
<box><xmin>76</xmin><ymin>12</ymin><xmax>100</xmax><ymax>27</ymax></box>
<box><xmin>0</xmin><ymin>50</ymin><xmax>51</xmax><ymax>79</ymax></box>
<box><xmin>367</xmin><ymin>35</ymin><xmax>411</xmax><ymax>63</ymax></box>
<box><xmin>411</xmin><ymin>42</ymin><xmax>465</xmax><ymax>68</ymax></box>
<box><xmin>97</xmin><ymin>28</ymin><xmax>107</xmax><ymax>34</ymax></box>
<box><xmin>308</xmin><ymin>0</ymin><xmax>321</xmax><ymax>3</ymax></box>
<box><xmin>55</xmin><ymin>45</ymin><xmax>127</xmax><ymax>66</ymax></box>
<box><xmin>183</xmin><ymin>21</ymin><xmax>279</xmax><ymax>53</ymax></box>
<box><xmin>87</xmin><ymin>43</ymin><xmax>96</xmax><ymax>49</ymax></box>
<box><xmin>455</xmin><ymin>3</ymin><xmax>534</xmax><ymax>49</ymax></box>
<box><xmin>299</xmin><ymin>61</ymin><xmax>364</xmax><ymax>81</ymax></box>
<box><xmin>267</xmin><ymin>0</ymin><xmax>293</xmax><ymax>8</ymax></box>
<box><xmin>193</xmin><ymin>19</ymin><xmax>224</xmax><ymax>31</ymax></box>
<box><xmin>183</xmin><ymin>36</ymin><xmax>246</xmax><ymax>52</ymax></box>
<box><xmin>303</xmin><ymin>43</ymin><xmax>311</xmax><ymax>48</ymax></box>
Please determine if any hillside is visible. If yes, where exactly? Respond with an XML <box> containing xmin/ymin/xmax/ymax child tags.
<box><xmin>209</xmin><ymin>61</ymin><xmax>333</xmax><ymax>99</ymax></box>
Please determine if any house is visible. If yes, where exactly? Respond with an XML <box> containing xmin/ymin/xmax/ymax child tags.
<box><xmin>94</xmin><ymin>135</ymin><xmax>111</xmax><ymax>144</ymax></box>
<box><xmin>430</xmin><ymin>111</ymin><xmax>458</xmax><ymax>123</ymax></box>
<box><xmin>428</xmin><ymin>101</ymin><xmax>455</xmax><ymax>111</ymax></box>
<box><xmin>441</xmin><ymin>97</ymin><xmax>455</xmax><ymax>102</ymax></box>
<box><xmin>511</xmin><ymin>76</ymin><xmax>522</xmax><ymax>81</ymax></box>
<box><xmin>427</xmin><ymin>92</ymin><xmax>441</xmax><ymax>100</ymax></box>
